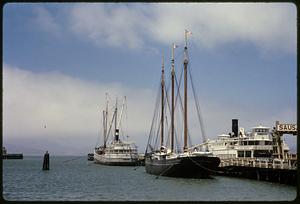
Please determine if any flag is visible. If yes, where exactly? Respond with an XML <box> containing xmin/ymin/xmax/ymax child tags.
<box><xmin>173</xmin><ymin>44</ymin><xmax>178</xmax><ymax>49</ymax></box>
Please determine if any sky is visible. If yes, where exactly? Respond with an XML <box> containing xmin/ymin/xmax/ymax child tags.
<box><xmin>3</xmin><ymin>3</ymin><xmax>297</xmax><ymax>155</ymax></box>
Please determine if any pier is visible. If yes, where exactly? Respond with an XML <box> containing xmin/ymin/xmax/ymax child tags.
<box><xmin>216</xmin><ymin>156</ymin><xmax>297</xmax><ymax>186</ymax></box>
<box><xmin>2</xmin><ymin>147</ymin><xmax>23</xmax><ymax>159</ymax></box>
<box><xmin>2</xmin><ymin>154</ymin><xmax>23</xmax><ymax>159</ymax></box>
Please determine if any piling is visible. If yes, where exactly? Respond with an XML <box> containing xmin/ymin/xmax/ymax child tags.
<box><xmin>42</xmin><ymin>151</ymin><xmax>50</xmax><ymax>170</ymax></box>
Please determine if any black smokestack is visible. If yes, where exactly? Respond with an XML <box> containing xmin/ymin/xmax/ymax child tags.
<box><xmin>232</xmin><ymin>119</ymin><xmax>238</xmax><ymax>138</ymax></box>
<box><xmin>115</xmin><ymin>129</ymin><xmax>119</xmax><ymax>141</ymax></box>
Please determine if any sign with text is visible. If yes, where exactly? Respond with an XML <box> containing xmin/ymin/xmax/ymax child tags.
<box><xmin>276</xmin><ymin>123</ymin><xmax>297</xmax><ymax>134</ymax></box>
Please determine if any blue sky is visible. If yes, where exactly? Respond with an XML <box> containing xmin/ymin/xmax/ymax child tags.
<box><xmin>3</xmin><ymin>3</ymin><xmax>297</xmax><ymax>155</ymax></box>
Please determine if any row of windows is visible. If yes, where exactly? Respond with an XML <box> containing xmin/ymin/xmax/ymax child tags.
<box><xmin>238</xmin><ymin>150</ymin><xmax>272</xmax><ymax>158</ymax></box>
<box><xmin>240</xmin><ymin>141</ymin><xmax>272</xmax><ymax>146</ymax></box>
<box><xmin>106</xmin><ymin>150</ymin><xmax>137</xmax><ymax>154</ymax></box>
<box><xmin>238</xmin><ymin>151</ymin><xmax>251</xmax><ymax>157</ymax></box>
<box><xmin>210</xmin><ymin>140</ymin><xmax>273</xmax><ymax>147</ymax></box>
<box><xmin>254</xmin><ymin>129</ymin><xmax>269</xmax><ymax>133</ymax></box>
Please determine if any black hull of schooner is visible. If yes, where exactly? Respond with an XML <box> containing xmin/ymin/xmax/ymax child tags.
<box><xmin>145</xmin><ymin>155</ymin><xmax>220</xmax><ymax>178</ymax></box>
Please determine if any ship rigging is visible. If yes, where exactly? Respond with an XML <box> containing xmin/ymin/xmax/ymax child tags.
<box><xmin>145</xmin><ymin>30</ymin><xmax>220</xmax><ymax>178</ymax></box>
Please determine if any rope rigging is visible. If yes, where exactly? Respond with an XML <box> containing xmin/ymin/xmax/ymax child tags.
<box><xmin>188</xmin><ymin>60</ymin><xmax>207</xmax><ymax>143</ymax></box>
<box><xmin>146</xmin><ymin>40</ymin><xmax>207</xmax><ymax>153</ymax></box>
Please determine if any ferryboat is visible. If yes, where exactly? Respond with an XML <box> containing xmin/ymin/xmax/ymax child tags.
<box><xmin>196</xmin><ymin>119</ymin><xmax>290</xmax><ymax>160</ymax></box>
<box><xmin>94</xmin><ymin>95</ymin><xmax>139</xmax><ymax>166</ymax></box>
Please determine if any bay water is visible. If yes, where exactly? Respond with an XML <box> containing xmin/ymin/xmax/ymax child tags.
<box><xmin>2</xmin><ymin>156</ymin><xmax>297</xmax><ymax>201</ymax></box>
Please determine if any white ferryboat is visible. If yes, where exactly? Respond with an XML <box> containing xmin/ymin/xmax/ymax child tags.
<box><xmin>94</xmin><ymin>96</ymin><xmax>139</xmax><ymax>166</ymax></box>
<box><xmin>197</xmin><ymin>119</ymin><xmax>290</xmax><ymax>160</ymax></box>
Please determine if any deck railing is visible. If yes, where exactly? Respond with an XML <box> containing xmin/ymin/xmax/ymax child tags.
<box><xmin>219</xmin><ymin>157</ymin><xmax>297</xmax><ymax>170</ymax></box>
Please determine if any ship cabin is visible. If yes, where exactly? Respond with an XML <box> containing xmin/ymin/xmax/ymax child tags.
<box><xmin>235</xmin><ymin>125</ymin><xmax>273</xmax><ymax>159</ymax></box>
<box><xmin>105</xmin><ymin>142</ymin><xmax>138</xmax><ymax>155</ymax></box>
<box><xmin>207</xmin><ymin>125</ymin><xmax>276</xmax><ymax>159</ymax></box>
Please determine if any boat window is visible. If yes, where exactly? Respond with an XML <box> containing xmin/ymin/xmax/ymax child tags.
<box><xmin>245</xmin><ymin>151</ymin><xmax>251</xmax><ymax>157</ymax></box>
<box><xmin>253</xmin><ymin>150</ymin><xmax>272</xmax><ymax>157</ymax></box>
<box><xmin>238</xmin><ymin>151</ymin><xmax>244</xmax><ymax>157</ymax></box>
<box><xmin>249</xmin><ymin>141</ymin><xmax>254</xmax><ymax>145</ymax></box>
<box><xmin>265</xmin><ymin>141</ymin><xmax>272</xmax><ymax>145</ymax></box>
<box><xmin>255</xmin><ymin>141</ymin><xmax>259</xmax><ymax>145</ymax></box>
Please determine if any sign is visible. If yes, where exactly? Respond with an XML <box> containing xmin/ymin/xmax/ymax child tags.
<box><xmin>276</xmin><ymin>123</ymin><xmax>297</xmax><ymax>133</ymax></box>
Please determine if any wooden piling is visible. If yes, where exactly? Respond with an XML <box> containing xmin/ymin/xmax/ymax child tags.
<box><xmin>42</xmin><ymin>151</ymin><xmax>50</xmax><ymax>170</ymax></box>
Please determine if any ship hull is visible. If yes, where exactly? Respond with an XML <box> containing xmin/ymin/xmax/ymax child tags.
<box><xmin>145</xmin><ymin>155</ymin><xmax>220</xmax><ymax>178</ymax></box>
<box><xmin>94</xmin><ymin>151</ymin><xmax>139</xmax><ymax>166</ymax></box>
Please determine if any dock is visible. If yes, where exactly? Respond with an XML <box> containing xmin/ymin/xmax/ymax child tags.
<box><xmin>2</xmin><ymin>153</ymin><xmax>23</xmax><ymax>159</ymax></box>
<box><xmin>2</xmin><ymin>147</ymin><xmax>23</xmax><ymax>159</ymax></box>
<box><xmin>216</xmin><ymin>156</ymin><xmax>297</xmax><ymax>186</ymax></box>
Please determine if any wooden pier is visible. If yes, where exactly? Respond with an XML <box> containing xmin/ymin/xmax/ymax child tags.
<box><xmin>2</xmin><ymin>147</ymin><xmax>23</xmax><ymax>159</ymax></box>
<box><xmin>2</xmin><ymin>153</ymin><xmax>23</xmax><ymax>159</ymax></box>
<box><xmin>216</xmin><ymin>156</ymin><xmax>297</xmax><ymax>186</ymax></box>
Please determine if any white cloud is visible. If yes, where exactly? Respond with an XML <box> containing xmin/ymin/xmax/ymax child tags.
<box><xmin>3</xmin><ymin>64</ymin><xmax>156</xmax><ymax>154</ymax></box>
<box><xmin>66</xmin><ymin>3</ymin><xmax>296</xmax><ymax>55</ymax></box>
<box><xmin>3</xmin><ymin>63</ymin><xmax>296</xmax><ymax>155</ymax></box>
<box><xmin>69</xmin><ymin>4</ymin><xmax>149</xmax><ymax>49</ymax></box>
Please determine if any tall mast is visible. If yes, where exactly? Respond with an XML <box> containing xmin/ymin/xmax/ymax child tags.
<box><xmin>117</xmin><ymin>96</ymin><xmax>126</xmax><ymax>129</ymax></box>
<box><xmin>114</xmin><ymin>98</ymin><xmax>119</xmax><ymax>141</ymax></box>
<box><xmin>171</xmin><ymin>43</ymin><xmax>176</xmax><ymax>153</ymax></box>
<box><xmin>104</xmin><ymin>93</ymin><xmax>108</xmax><ymax>148</ymax></box>
<box><xmin>161</xmin><ymin>54</ymin><xmax>165</xmax><ymax>147</ymax></box>
<box><xmin>103</xmin><ymin>110</ymin><xmax>106</xmax><ymax>147</ymax></box>
<box><xmin>183</xmin><ymin>30</ymin><xmax>190</xmax><ymax>152</ymax></box>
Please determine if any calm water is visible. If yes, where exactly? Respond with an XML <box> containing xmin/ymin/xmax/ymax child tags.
<box><xmin>2</xmin><ymin>156</ymin><xmax>297</xmax><ymax>201</ymax></box>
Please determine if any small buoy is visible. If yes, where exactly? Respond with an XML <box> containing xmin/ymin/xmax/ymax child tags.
<box><xmin>42</xmin><ymin>151</ymin><xmax>50</xmax><ymax>170</ymax></box>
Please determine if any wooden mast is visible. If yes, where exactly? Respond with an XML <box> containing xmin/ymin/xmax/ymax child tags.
<box><xmin>160</xmin><ymin>54</ymin><xmax>165</xmax><ymax>148</ymax></box>
<box><xmin>183</xmin><ymin>30</ymin><xmax>189</xmax><ymax>152</ymax></box>
<box><xmin>103</xmin><ymin>110</ymin><xmax>106</xmax><ymax>147</ymax></box>
<box><xmin>114</xmin><ymin>98</ymin><xmax>119</xmax><ymax>141</ymax></box>
<box><xmin>171</xmin><ymin>44</ymin><xmax>176</xmax><ymax>152</ymax></box>
<box><xmin>103</xmin><ymin>93</ymin><xmax>108</xmax><ymax>148</ymax></box>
